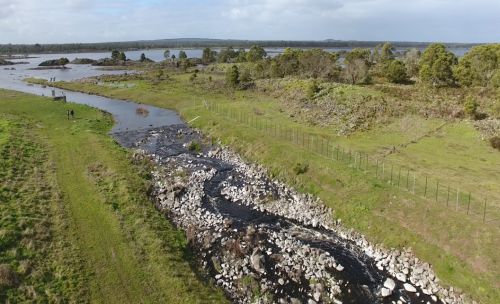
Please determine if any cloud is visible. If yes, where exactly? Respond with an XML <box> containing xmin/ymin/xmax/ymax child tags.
<box><xmin>0</xmin><ymin>0</ymin><xmax>498</xmax><ymax>44</ymax></box>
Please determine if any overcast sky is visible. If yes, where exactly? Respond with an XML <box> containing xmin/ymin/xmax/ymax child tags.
<box><xmin>0</xmin><ymin>0</ymin><xmax>498</xmax><ymax>44</ymax></box>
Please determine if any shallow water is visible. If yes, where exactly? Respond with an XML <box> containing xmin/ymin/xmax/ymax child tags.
<box><xmin>0</xmin><ymin>56</ymin><xmax>183</xmax><ymax>132</ymax></box>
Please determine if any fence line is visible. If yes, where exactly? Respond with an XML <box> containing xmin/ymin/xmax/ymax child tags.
<box><xmin>196</xmin><ymin>100</ymin><xmax>500</xmax><ymax>225</ymax></box>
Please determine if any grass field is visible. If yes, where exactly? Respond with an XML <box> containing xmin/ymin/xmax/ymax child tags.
<box><xmin>0</xmin><ymin>89</ymin><xmax>227</xmax><ymax>303</ymax></box>
<box><xmin>26</xmin><ymin>73</ymin><xmax>500</xmax><ymax>303</ymax></box>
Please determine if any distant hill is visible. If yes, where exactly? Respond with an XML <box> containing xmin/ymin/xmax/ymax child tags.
<box><xmin>0</xmin><ymin>38</ymin><xmax>482</xmax><ymax>55</ymax></box>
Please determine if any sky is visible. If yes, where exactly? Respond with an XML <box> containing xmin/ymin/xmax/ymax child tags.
<box><xmin>0</xmin><ymin>0</ymin><xmax>499</xmax><ymax>44</ymax></box>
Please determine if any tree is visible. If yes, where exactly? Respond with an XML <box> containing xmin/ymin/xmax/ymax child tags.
<box><xmin>226</xmin><ymin>65</ymin><xmax>240</xmax><ymax>87</ymax></box>
<box><xmin>404</xmin><ymin>48</ymin><xmax>421</xmax><ymax>78</ymax></box>
<box><xmin>178</xmin><ymin>50</ymin><xmax>188</xmax><ymax>59</ymax></box>
<box><xmin>298</xmin><ymin>49</ymin><xmax>339</xmax><ymax>79</ymax></box>
<box><xmin>345</xmin><ymin>48</ymin><xmax>372</xmax><ymax>66</ymax></box>
<box><xmin>111</xmin><ymin>50</ymin><xmax>120</xmax><ymax>60</ymax></box>
<box><xmin>236</xmin><ymin>48</ymin><xmax>247</xmax><ymax>62</ymax></box>
<box><xmin>380</xmin><ymin>42</ymin><xmax>395</xmax><ymax>63</ymax></box>
<box><xmin>246</xmin><ymin>45</ymin><xmax>267</xmax><ymax>62</ymax></box>
<box><xmin>419</xmin><ymin>43</ymin><xmax>457</xmax><ymax>86</ymax></box>
<box><xmin>217</xmin><ymin>47</ymin><xmax>238</xmax><ymax>63</ymax></box>
<box><xmin>202</xmin><ymin>47</ymin><xmax>216</xmax><ymax>64</ymax></box>
<box><xmin>464</xmin><ymin>96</ymin><xmax>478</xmax><ymax>118</ymax></box>
<box><xmin>343</xmin><ymin>58</ymin><xmax>370</xmax><ymax>84</ymax></box>
<box><xmin>118</xmin><ymin>52</ymin><xmax>126</xmax><ymax>61</ymax></box>
<box><xmin>385</xmin><ymin>60</ymin><xmax>409</xmax><ymax>83</ymax></box>
<box><xmin>453</xmin><ymin>44</ymin><xmax>500</xmax><ymax>87</ymax></box>
<box><xmin>163</xmin><ymin>49</ymin><xmax>170</xmax><ymax>60</ymax></box>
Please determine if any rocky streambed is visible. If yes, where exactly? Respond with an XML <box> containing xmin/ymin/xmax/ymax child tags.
<box><xmin>113</xmin><ymin>125</ymin><xmax>469</xmax><ymax>304</ymax></box>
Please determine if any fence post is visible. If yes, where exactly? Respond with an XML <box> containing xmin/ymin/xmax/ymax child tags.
<box><xmin>483</xmin><ymin>199</ymin><xmax>487</xmax><ymax>222</ymax></box>
<box><xmin>382</xmin><ymin>162</ymin><xmax>385</xmax><ymax>180</ymax></box>
<box><xmin>467</xmin><ymin>193</ymin><xmax>471</xmax><ymax>215</ymax></box>
<box><xmin>406</xmin><ymin>169</ymin><xmax>410</xmax><ymax>190</ymax></box>
<box><xmin>435</xmin><ymin>181</ymin><xmax>439</xmax><ymax>203</ymax></box>
<box><xmin>390</xmin><ymin>165</ymin><xmax>393</xmax><ymax>185</ymax></box>
<box><xmin>456</xmin><ymin>188</ymin><xmax>459</xmax><ymax>211</ymax></box>
<box><xmin>446</xmin><ymin>186</ymin><xmax>450</xmax><ymax>207</ymax></box>
<box><xmin>397</xmin><ymin>167</ymin><xmax>401</xmax><ymax>187</ymax></box>
<box><xmin>413</xmin><ymin>173</ymin><xmax>416</xmax><ymax>194</ymax></box>
<box><xmin>424</xmin><ymin>176</ymin><xmax>428</xmax><ymax>198</ymax></box>
<box><xmin>336</xmin><ymin>146</ymin><xmax>339</xmax><ymax>161</ymax></box>
<box><xmin>375</xmin><ymin>159</ymin><xmax>379</xmax><ymax>178</ymax></box>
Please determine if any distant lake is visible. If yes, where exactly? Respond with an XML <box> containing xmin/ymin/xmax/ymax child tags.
<box><xmin>8</xmin><ymin>46</ymin><xmax>472</xmax><ymax>65</ymax></box>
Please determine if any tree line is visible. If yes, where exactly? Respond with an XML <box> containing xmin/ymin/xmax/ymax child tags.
<box><xmin>207</xmin><ymin>43</ymin><xmax>500</xmax><ymax>88</ymax></box>
<box><xmin>0</xmin><ymin>38</ymin><xmax>478</xmax><ymax>55</ymax></box>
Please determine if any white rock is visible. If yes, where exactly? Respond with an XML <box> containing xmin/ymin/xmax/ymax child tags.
<box><xmin>381</xmin><ymin>287</ymin><xmax>392</xmax><ymax>297</ymax></box>
<box><xmin>404</xmin><ymin>283</ymin><xmax>417</xmax><ymax>293</ymax></box>
<box><xmin>384</xmin><ymin>278</ymin><xmax>396</xmax><ymax>291</ymax></box>
<box><xmin>396</xmin><ymin>273</ymin><xmax>407</xmax><ymax>282</ymax></box>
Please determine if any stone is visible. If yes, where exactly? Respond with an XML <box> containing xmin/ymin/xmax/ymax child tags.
<box><xmin>278</xmin><ymin>278</ymin><xmax>285</xmax><ymax>285</ymax></box>
<box><xmin>384</xmin><ymin>278</ymin><xmax>396</xmax><ymax>291</ymax></box>
<box><xmin>404</xmin><ymin>283</ymin><xmax>417</xmax><ymax>293</ymax></box>
<box><xmin>250</xmin><ymin>249</ymin><xmax>265</xmax><ymax>273</ymax></box>
<box><xmin>313</xmin><ymin>291</ymin><xmax>321</xmax><ymax>301</ymax></box>
<box><xmin>396</xmin><ymin>273</ymin><xmax>407</xmax><ymax>282</ymax></box>
<box><xmin>381</xmin><ymin>287</ymin><xmax>392</xmax><ymax>297</ymax></box>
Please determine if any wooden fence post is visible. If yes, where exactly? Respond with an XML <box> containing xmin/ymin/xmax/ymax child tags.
<box><xmin>390</xmin><ymin>165</ymin><xmax>394</xmax><ymax>185</ymax></box>
<box><xmin>483</xmin><ymin>199</ymin><xmax>487</xmax><ymax>222</ymax></box>
<box><xmin>406</xmin><ymin>169</ymin><xmax>410</xmax><ymax>190</ymax></box>
<box><xmin>467</xmin><ymin>193</ymin><xmax>471</xmax><ymax>215</ymax></box>
<box><xmin>446</xmin><ymin>186</ymin><xmax>450</xmax><ymax>207</ymax></box>
<box><xmin>398</xmin><ymin>167</ymin><xmax>401</xmax><ymax>187</ymax></box>
<box><xmin>435</xmin><ymin>181</ymin><xmax>439</xmax><ymax>203</ymax></box>
<box><xmin>424</xmin><ymin>176</ymin><xmax>428</xmax><ymax>198</ymax></box>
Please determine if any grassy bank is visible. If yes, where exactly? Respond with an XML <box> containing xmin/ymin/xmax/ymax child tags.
<box><xmin>0</xmin><ymin>89</ymin><xmax>227</xmax><ymax>303</ymax></box>
<box><xmin>27</xmin><ymin>73</ymin><xmax>500</xmax><ymax>303</ymax></box>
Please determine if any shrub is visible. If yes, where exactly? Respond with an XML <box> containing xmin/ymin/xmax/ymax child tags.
<box><xmin>226</xmin><ymin>65</ymin><xmax>240</xmax><ymax>87</ymax></box>
<box><xmin>188</xmin><ymin>141</ymin><xmax>202</xmax><ymax>153</ymax></box>
<box><xmin>463</xmin><ymin>96</ymin><xmax>478</xmax><ymax>118</ymax></box>
<box><xmin>306</xmin><ymin>80</ymin><xmax>320</xmax><ymax>99</ymax></box>
<box><xmin>490</xmin><ymin>136</ymin><xmax>500</xmax><ymax>151</ymax></box>
<box><xmin>385</xmin><ymin>60</ymin><xmax>409</xmax><ymax>84</ymax></box>
<box><xmin>293</xmin><ymin>162</ymin><xmax>309</xmax><ymax>175</ymax></box>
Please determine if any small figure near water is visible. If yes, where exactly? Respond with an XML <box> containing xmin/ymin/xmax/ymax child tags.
<box><xmin>70</xmin><ymin>109</ymin><xmax>74</xmax><ymax>119</ymax></box>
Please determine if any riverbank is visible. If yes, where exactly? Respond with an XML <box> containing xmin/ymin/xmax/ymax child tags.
<box><xmin>0</xmin><ymin>89</ymin><xmax>227</xmax><ymax>303</ymax></box>
<box><xmin>26</xmin><ymin>74</ymin><xmax>500</xmax><ymax>303</ymax></box>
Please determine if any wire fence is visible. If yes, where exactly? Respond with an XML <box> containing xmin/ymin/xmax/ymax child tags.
<box><xmin>197</xmin><ymin>99</ymin><xmax>500</xmax><ymax>226</ymax></box>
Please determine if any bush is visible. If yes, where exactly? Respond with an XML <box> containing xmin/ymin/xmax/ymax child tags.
<box><xmin>464</xmin><ymin>96</ymin><xmax>478</xmax><ymax>118</ymax></box>
<box><xmin>490</xmin><ymin>136</ymin><xmax>500</xmax><ymax>151</ymax></box>
<box><xmin>306</xmin><ymin>80</ymin><xmax>320</xmax><ymax>99</ymax></box>
<box><xmin>188</xmin><ymin>141</ymin><xmax>202</xmax><ymax>153</ymax></box>
<box><xmin>226</xmin><ymin>65</ymin><xmax>240</xmax><ymax>87</ymax></box>
<box><xmin>293</xmin><ymin>162</ymin><xmax>309</xmax><ymax>175</ymax></box>
<box><xmin>385</xmin><ymin>60</ymin><xmax>409</xmax><ymax>84</ymax></box>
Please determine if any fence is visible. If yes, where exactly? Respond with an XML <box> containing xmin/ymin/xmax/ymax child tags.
<box><xmin>196</xmin><ymin>100</ymin><xmax>500</xmax><ymax>225</ymax></box>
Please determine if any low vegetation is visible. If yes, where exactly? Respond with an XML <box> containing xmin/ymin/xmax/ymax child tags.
<box><xmin>0</xmin><ymin>90</ymin><xmax>227</xmax><ymax>303</ymax></box>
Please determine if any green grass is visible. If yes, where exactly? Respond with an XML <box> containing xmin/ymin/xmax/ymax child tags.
<box><xmin>0</xmin><ymin>89</ymin><xmax>227</xmax><ymax>303</ymax></box>
<box><xmin>29</xmin><ymin>73</ymin><xmax>500</xmax><ymax>303</ymax></box>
